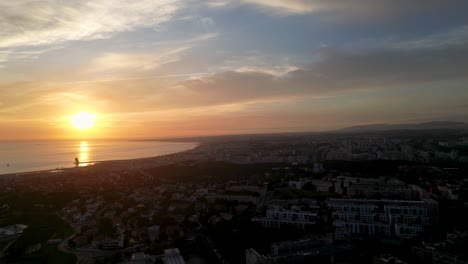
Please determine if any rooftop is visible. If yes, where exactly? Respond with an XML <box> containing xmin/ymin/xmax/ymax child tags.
<box><xmin>163</xmin><ymin>248</ymin><xmax>186</xmax><ymax>264</ymax></box>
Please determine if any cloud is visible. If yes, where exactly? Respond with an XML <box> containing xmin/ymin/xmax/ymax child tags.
<box><xmin>213</xmin><ymin>0</ymin><xmax>468</xmax><ymax>18</ymax></box>
<box><xmin>3</xmin><ymin>32</ymin><xmax>468</xmax><ymax>120</ymax></box>
<box><xmin>205</xmin><ymin>0</ymin><xmax>232</xmax><ymax>8</ymax></box>
<box><xmin>0</xmin><ymin>0</ymin><xmax>183</xmax><ymax>48</ymax></box>
<box><xmin>0</xmin><ymin>83</ymin><xmax>62</xmax><ymax>119</ymax></box>
<box><xmin>16</xmin><ymin>38</ymin><xmax>464</xmax><ymax>116</ymax></box>
<box><xmin>84</xmin><ymin>32</ymin><xmax>218</xmax><ymax>73</ymax></box>
<box><xmin>0</xmin><ymin>45</ymin><xmax>66</xmax><ymax>67</ymax></box>
<box><xmin>341</xmin><ymin>25</ymin><xmax>468</xmax><ymax>52</ymax></box>
<box><xmin>0</xmin><ymin>51</ymin><xmax>8</xmax><ymax>67</ymax></box>
<box><xmin>391</xmin><ymin>25</ymin><xmax>468</xmax><ymax>50</ymax></box>
<box><xmin>61</xmin><ymin>72</ymin><xmax>208</xmax><ymax>85</ymax></box>
<box><xmin>167</xmin><ymin>42</ymin><xmax>468</xmax><ymax>107</ymax></box>
<box><xmin>88</xmin><ymin>46</ymin><xmax>190</xmax><ymax>72</ymax></box>
<box><xmin>186</xmin><ymin>33</ymin><xmax>218</xmax><ymax>43</ymax></box>
<box><xmin>235</xmin><ymin>65</ymin><xmax>298</xmax><ymax>76</ymax></box>
<box><xmin>305</xmin><ymin>45</ymin><xmax>468</xmax><ymax>89</ymax></box>
<box><xmin>241</xmin><ymin>0</ymin><xmax>318</xmax><ymax>14</ymax></box>
<box><xmin>204</xmin><ymin>0</ymin><xmax>318</xmax><ymax>14</ymax></box>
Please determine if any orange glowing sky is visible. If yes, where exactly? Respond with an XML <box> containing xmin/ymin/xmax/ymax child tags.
<box><xmin>1</xmin><ymin>1</ymin><xmax>468</xmax><ymax>140</ymax></box>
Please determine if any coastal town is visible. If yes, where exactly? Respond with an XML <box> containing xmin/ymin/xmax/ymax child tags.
<box><xmin>2</xmin><ymin>0</ymin><xmax>468</xmax><ymax>263</ymax></box>
<box><xmin>1</xmin><ymin>130</ymin><xmax>468</xmax><ymax>263</ymax></box>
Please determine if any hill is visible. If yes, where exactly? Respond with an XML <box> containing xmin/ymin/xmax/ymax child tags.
<box><xmin>338</xmin><ymin>121</ymin><xmax>468</xmax><ymax>133</ymax></box>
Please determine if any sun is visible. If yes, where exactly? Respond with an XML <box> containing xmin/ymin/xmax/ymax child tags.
<box><xmin>70</xmin><ymin>112</ymin><xmax>96</xmax><ymax>130</ymax></box>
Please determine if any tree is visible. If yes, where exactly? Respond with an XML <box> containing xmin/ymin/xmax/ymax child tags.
<box><xmin>98</xmin><ymin>217</ymin><xmax>116</xmax><ymax>236</ymax></box>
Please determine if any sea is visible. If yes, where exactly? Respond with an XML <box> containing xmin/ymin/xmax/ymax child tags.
<box><xmin>0</xmin><ymin>140</ymin><xmax>198</xmax><ymax>175</ymax></box>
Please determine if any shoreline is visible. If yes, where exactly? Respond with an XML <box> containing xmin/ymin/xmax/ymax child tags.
<box><xmin>0</xmin><ymin>142</ymin><xmax>201</xmax><ymax>177</ymax></box>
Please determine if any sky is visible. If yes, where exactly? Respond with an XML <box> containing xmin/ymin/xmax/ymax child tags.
<box><xmin>1</xmin><ymin>0</ymin><xmax>468</xmax><ymax>140</ymax></box>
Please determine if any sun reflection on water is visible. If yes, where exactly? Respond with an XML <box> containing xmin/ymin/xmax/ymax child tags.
<box><xmin>78</xmin><ymin>141</ymin><xmax>89</xmax><ymax>167</ymax></box>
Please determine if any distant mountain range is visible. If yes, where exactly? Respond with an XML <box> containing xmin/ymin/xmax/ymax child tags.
<box><xmin>138</xmin><ymin>121</ymin><xmax>468</xmax><ymax>142</ymax></box>
<box><xmin>338</xmin><ymin>121</ymin><xmax>468</xmax><ymax>133</ymax></box>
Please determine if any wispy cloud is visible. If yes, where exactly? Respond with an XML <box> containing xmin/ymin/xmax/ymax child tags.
<box><xmin>84</xmin><ymin>32</ymin><xmax>218</xmax><ymax>73</ymax></box>
<box><xmin>209</xmin><ymin>0</ymin><xmax>468</xmax><ymax>19</ymax></box>
<box><xmin>0</xmin><ymin>0</ymin><xmax>184</xmax><ymax>48</ymax></box>
<box><xmin>392</xmin><ymin>25</ymin><xmax>468</xmax><ymax>50</ymax></box>
<box><xmin>341</xmin><ymin>25</ymin><xmax>468</xmax><ymax>52</ymax></box>
<box><xmin>60</xmin><ymin>72</ymin><xmax>208</xmax><ymax>85</ymax></box>
<box><xmin>241</xmin><ymin>0</ymin><xmax>319</xmax><ymax>14</ymax></box>
<box><xmin>205</xmin><ymin>0</ymin><xmax>232</xmax><ymax>8</ymax></box>
<box><xmin>235</xmin><ymin>65</ymin><xmax>298</xmax><ymax>77</ymax></box>
<box><xmin>88</xmin><ymin>46</ymin><xmax>190</xmax><ymax>73</ymax></box>
<box><xmin>0</xmin><ymin>51</ymin><xmax>8</xmax><ymax>67</ymax></box>
<box><xmin>0</xmin><ymin>45</ymin><xmax>66</xmax><ymax>67</ymax></box>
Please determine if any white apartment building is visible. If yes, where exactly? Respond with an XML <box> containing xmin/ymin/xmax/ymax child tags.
<box><xmin>327</xmin><ymin>199</ymin><xmax>437</xmax><ymax>239</ymax></box>
<box><xmin>252</xmin><ymin>206</ymin><xmax>318</xmax><ymax>229</ymax></box>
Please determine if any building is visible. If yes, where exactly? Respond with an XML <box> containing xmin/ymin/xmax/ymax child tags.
<box><xmin>288</xmin><ymin>180</ymin><xmax>307</xmax><ymax>189</ymax></box>
<box><xmin>132</xmin><ymin>252</ymin><xmax>148</xmax><ymax>264</ymax></box>
<box><xmin>373</xmin><ymin>255</ymin><xmax>408</xmax><ymax>264</ymax></box>
<box><xmin>0</xmin><ymin>224</ymin><xmax>28</xmax><ymax>260</ymax></box>
<box><xmin>226</xmin><ymin>185</ymin><xmax>266</xmax><ymax>195</ymax></box>
<box><xmin>246</xmin><ymin>236</ymin><xmax>350</xmax><ymax>264</ymax></box>
<box><xmin>327</xmin><ymin>198</ymin><xmax>438</xmax><ymax>239</ymax></box>
<box><xmin>93</xmin><ymin>235</ymin><xmax>124</xmax><ymax>250</ymax></box>
<box><xmin>252</xmin><ymin>205</ymin><xmax>318</xmax><ymax>229</ymax></box>
<box><xmin>412</xmin><ymin>246</ymin><xmax>468</xmax><ymax>264</ymax></box>
<box><xmin>313</xmin><ymin>163</ymin><xmax>325</xmax><ymax>173</ymax></box>
<box><xmin>0</xmin><ymin>224</ymin><xmax>28</xmax><ymax>243</ymax></box>
<box><xmin>346</xmin><ymin>178</ymin><xmax>423</xmax><ymax>200</ymax></box>
<box><xmin>163</xmin><ymin>248</ymin><xmax>186</xmax><ymax>264</ymax></box>
<box><xmin>207</xmin><ymin>194</ymin><xmax>259</xmax><ymax>204</ymax></box>
<box><xmin>310</xmin><ymin>179</ymin><xmax>334</xmax><ymax>193</ymax></box>
<box><xmin>147</xmin><ymin>225</ymin><xmax>160</xmax><ymax>242</ymax></box>
<box><xmin>411</xmin><ymin>231</ymin><xmax>468</xmax><ymax>264</ymax></box>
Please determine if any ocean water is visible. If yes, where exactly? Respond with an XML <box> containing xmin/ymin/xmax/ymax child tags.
<box><xmin>0</xmin><ymin>140</ymin><xmax>197</xmax><ymax>175</ymax></box>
